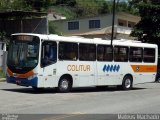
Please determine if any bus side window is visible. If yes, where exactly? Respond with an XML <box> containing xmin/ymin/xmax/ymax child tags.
<box><xmin>41</xmin><ymin>41</ymin><xmax>57</xmax><ymax>67</ymax></box>
<box><xmin>114</xmin><ymin>46</ymin><xmax>128</xmax><ymax>62</ymax></box>
<box><xmin>58</xmin><ymin>42</ymin><xmax>78</xmax><ymax>61</ymax></box>
<box><xmin>129</xmin><ymin>47</ymin><xmax>143</xmax><ymax>62</ymax></box>
<box><xmin>97</xmin><ymin>45</ymin><xmax>104</xmax><ymax>61</ymax></box>
<box><xmin>79</xmin><ymin>44</ymin><xmax>96</xmax><ymax>61</ymax></box>
<box><xmin>143</xmin><ymin>48</ymin><xmax>155</xmax><ymax>63</ymax></box>
<box><xmin>97</xmin><ymin>45</ymin><xmax>113</xmax><ymax>61</ymax></box>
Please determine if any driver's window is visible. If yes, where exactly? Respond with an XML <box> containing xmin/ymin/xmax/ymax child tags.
<box><xmin>41</xmin><ymin>41</ymin><xmax>57</xmax><ymax>67</ymax></box>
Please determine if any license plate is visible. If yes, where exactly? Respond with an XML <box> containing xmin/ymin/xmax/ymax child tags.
<box><xmin>16</xmin><ymin>80</ymin><xmax>21</xmax><ymax>84</ymax></box>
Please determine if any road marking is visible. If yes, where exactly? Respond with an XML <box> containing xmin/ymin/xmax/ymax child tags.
<box><xmin>43</xmin><ymin>112</ymin><xmax>84</xmax><ymax>120</ymax></box>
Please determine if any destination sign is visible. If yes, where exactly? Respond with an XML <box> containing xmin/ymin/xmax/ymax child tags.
<box><xmin>14</xmin><ymin>35</ymin><xmax>33</xmax><ymax>41</ymax></box>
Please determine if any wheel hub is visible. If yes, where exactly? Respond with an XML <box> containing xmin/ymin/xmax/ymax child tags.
<box><xmin>125</xmin><ymin>79</ymin><xmax>131</xmax><ymax>88</ymax></box>
<box><xmin>60</xmin><ymin>80</ymin><xmax>68</xmax><ymax>89</ymax></box>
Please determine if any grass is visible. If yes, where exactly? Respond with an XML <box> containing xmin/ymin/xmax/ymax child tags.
<box><xmin>0</xmin><ymin>70</ymin><xmax>6</xmax><ymax>82</ymax></box>
<box><xmin>0</xmin><ymin>70</ymin><xmax>5</xmax><ymax>78</ymax></box>
<box><xmin>51</xmin><ymin>6</ymin><xmax>77</xmax><ymax>19</ymax></box>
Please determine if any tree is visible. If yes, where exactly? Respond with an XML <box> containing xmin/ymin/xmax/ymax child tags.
<box><xmin>0</xmin><ymin>31</ymin><xmax>9</xmax><ymax>45</ymax></box>
<box><xmin>49</xmin><ymin>21</ymin><xmax>61</xmax><ymax>35</ymax></box>
<box><xmin>130</xmin><ymin>0</ymin><xmax>160</xmax><ymax>44</ymax></box>
<box><xmin>99</xmin><ymin>2</ymin><xmax>110</xmax><ymax>14</ymax></box>
<box><xmin>75</xmin><ymin>0</ymin><xmax>100</xmax><ymax>17</ymax></box>
<box><xmin>0</xmin><ymin>0</ymin><xmax>31</xmax><ymax>11</ymax></box>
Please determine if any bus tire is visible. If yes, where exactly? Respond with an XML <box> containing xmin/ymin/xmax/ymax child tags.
<box><xmin>58</xmin><ymin>77</ymin><xmax>72</xmax><ymax>93</ymax></box>
<box><xmin>122</xmin><ymin>75</ymin><xmax>133</xmax><ymax>90</ymax></box>
<box><xmin>156</xmin><ymin>77</ymin><xmax>160</xmax><ymax>83</ymax></box>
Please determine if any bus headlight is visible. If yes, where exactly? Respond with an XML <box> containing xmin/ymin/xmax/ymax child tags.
<box><xmin>6</xmin><ymin>72</ymin><xmax>10</xmax><ymax>77</ymax></box>
<box><xmin>28</xmin><ymin>74</ymin><xmax>37</xmax><ymax>80</ymax></box>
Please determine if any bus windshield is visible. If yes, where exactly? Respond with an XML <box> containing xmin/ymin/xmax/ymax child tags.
<box><xmin>7</xmin><ymin>35</ymin><xmax>40</xmax><ymax>73</ymax></box>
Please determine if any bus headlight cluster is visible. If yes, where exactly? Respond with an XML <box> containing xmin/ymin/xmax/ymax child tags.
<box><xmin>6</xmin><ymin>72</ymin><xmax>10</xmax><ymax>77</ymax></box>
<box><xmin>28</xmin><ymin>74</ymin><xmax>37</xmax><ymax>80</ymax></box>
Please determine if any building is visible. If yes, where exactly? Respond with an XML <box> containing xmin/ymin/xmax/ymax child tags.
<box><xmin>53</xmin><ymin>12</ymin><xmax>140</xmax><ymax>40</ymax></box>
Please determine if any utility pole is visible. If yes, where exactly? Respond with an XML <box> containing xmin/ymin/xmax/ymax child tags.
<box><xmin>111</xmin><ymin>0</ymin><xmax>116</xmax><ymax>46</ymax></box>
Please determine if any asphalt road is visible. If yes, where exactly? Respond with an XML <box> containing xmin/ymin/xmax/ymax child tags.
<box><xmin>0</xmin><ymin>82</ymin><xmax>160</xmax><ymax>120</ymax></box>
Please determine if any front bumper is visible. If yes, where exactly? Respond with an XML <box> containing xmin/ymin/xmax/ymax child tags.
<box><xmin>7</xmin><ymin>76</ymin><xmax>38</xmax><ymax>87</ymax></box>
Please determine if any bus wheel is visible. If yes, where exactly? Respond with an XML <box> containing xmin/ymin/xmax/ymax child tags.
<box><xmin>156</xmin><ymin>77</ymin><xmax>160</xmax><ymax>83</ymax></box>
<box><xmin>122</xmin><ymin>76</ymin><xmax>133</xmax><ymax>90</ymax></box>
<box><xmin>58</xmin><ymin>77</ymin><xmax>72</xmax><ymax>93</ymax></box>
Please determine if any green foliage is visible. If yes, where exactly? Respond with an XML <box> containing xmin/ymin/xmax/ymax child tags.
<box><xmin>117</xmin><ymin>2</ymin><xmax>128</xmax><ymax>12</ymax></box>
<box><xmin>0</xmin><ymin>32</ymin><xmax>6</xmax><ymax>41</ymax></box>
<box><xmin>100</xmin><ymin>2</ymin><xmax>110</xmax><ymax>14</ymax></box>
<box><xmin>0</xmin><ymin>0</ymin><xmax>138</xmax><ymax>18</ymax></box>
<box><xmin>56</xmin><ymin>0</ymin><xmax>76</xmax><ymax>6</ymax></box>
<box><xmin>53</xmin><ymin>6</ymin><xmax>77</xmax><ymax>19</ymax></box>
<box><xmin>0</xmin><ymin>0</ymin><xmax>32</xmax><ymax>11</ymax></box>
<box><xmin>0</xmin><ymin>71</ymin><xmax>5</xmax><ymax>78</ymax></box>
<box><xmin>49</xmin><ymin>21</ymin><xmax>61</xmax><ymax>35</ymax></box>
<box><xmin>116</xmin><ymin>0</ymin><xmax>139</xmax><ymax>15</ymax></box>
<box><xmin>0</xmin><ymin>31</ymin><xmax>9</xmax><ymax>44</ymax></box>
<box><xmin>75</xmin><ymin>0</ymin><xmax>100</xmax><ymax>17</ymax></box>
<box><xmin>53</xmin><ymin>0</ymin><xmax>113</xmax><ymax>19</ymax></box>
<box><xmin>130</xmin><ymin>0</ymin><xmax>160</xmax><ymax>44</ymax></box>
<box><xmin>45</xmin><ymin>0</ymin><xmax>57</xmax><ymax>6</ymax></box>
<box><xmin>52</xmin><ymin>0</ymin><xmax>139</xmax><ymax>19</ymax></box>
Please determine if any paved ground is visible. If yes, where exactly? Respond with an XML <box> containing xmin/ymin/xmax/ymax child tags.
<box><xmin>0</xmin><ymin>82</ymin><xmax>160</xmax><ymax>120</ymax></box>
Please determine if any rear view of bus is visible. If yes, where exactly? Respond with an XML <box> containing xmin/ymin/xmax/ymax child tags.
<box><xmin>7</xmin><ymin>34</ymin><xmax>40</xmax><ymax>88</ymax></box>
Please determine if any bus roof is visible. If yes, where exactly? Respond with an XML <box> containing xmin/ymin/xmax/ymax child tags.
<box><xmin>12</xmin><ymin>33</ymin><xmax>157</xmax><ymax>48</ymax></box>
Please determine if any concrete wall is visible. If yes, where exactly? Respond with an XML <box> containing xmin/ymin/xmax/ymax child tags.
<box><xmin>53</xmin><ymin>14</ymin><xmax>116</xmax><ymax>35</ymax></box>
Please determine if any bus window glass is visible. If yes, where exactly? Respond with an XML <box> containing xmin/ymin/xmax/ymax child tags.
<box><xmin>143</xmin><ymin>48</ymin><xmax>155</xmax><ymax>63</ymax></box>
<box><xmin>79</xmin><ymin>44</ymin><xmax>96</xmax><ymax>61</ymax></box>
<box><xmin>129</xmin><ymin>47</ymin><xmax>143</xmax><ymax>62</ymax></box>
<box><xmin>114</xmin><ymin>46</ymin><xmax>128</xmax><ymax>62</ymax></box>
<box><xmin>97</xmin><ymin>45</ymin><xmax>113</xmax><ymax>61</ymax></box>
<box><xmin>28</xmin><ymin>45</ymin><xmax>37</xmax><ymax>58</ymax></box>
<box><xmin>59</xmin><ymin>42</ymin><xmax>78</xmax><ymax>60</ymax></box>
<box><xmin>8</xmin><ymin>36</ymin><xmax>39</xmax><ymax>68</ymax></box>
<box><xmin>41</xmin><ymin>41</ymin><xmax>57</xmax><ymax>67</ymax></box>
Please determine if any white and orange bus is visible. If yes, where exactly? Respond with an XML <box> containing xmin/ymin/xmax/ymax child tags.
<box><xmin>7</xmin><ymin>33</ymin><xmax>158</xmax><ymax>92</ymax></box>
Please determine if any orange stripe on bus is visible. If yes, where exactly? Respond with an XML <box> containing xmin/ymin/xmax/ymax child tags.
<box><xmin>131</xmin><ymin>65</ymin><xmax>157</xmax><ymax>72</ymax></box>
<box><xmin>7</xmin><ymin>68</ymin><xmax>34</xmax><ymax>78</ymax></box>
<box><xmin>7</xmin><ymin>68</ymin><xmax>13</xmax><ymax>76</ymax></box>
